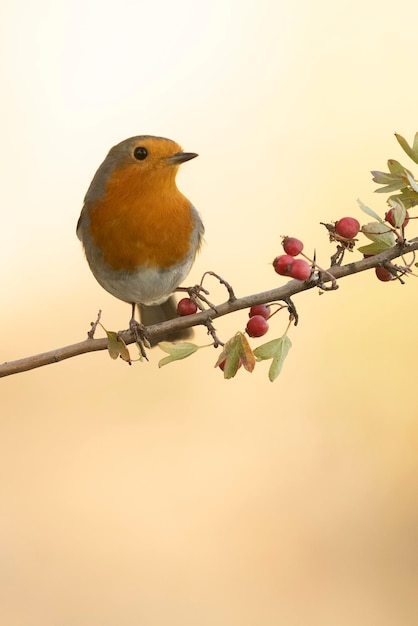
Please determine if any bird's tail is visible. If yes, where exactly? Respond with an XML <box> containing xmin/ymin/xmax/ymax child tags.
<box><xmin>139</xmin><ymin>296</ymin><xmax>193</xmax><ymax>346</ymax></box>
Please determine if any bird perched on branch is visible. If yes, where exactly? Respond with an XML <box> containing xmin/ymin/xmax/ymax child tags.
<box><xmin>77</xmin><ymin>135</ymin><xmax>204</xmax><ymax>346</ymax></box>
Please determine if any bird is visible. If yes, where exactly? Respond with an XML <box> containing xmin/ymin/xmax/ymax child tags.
<box><xmin>77</xmin><ymin>135</ymin><xmax>204</xmax><ymax>348</ymax></box>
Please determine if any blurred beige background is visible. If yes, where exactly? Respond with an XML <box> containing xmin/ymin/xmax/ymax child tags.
<box><xmin>1</xmin><ymin>0</ymin><xmax>418</xmax><ymax>624</ymax></box>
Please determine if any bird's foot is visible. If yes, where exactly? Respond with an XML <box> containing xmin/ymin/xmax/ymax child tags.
<box><xmin>129</xmin><ymin>318</ymin><xmax>151</xmax><ymax>360</ymax></box>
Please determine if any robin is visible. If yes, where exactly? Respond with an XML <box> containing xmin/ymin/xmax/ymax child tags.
<box><xmin>77</xmin><ymin>135</ymin><xmax>204</xmax><ymax>347</ymax></box>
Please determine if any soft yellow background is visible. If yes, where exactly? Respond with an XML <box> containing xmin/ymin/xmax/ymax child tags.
<box><xmin>1</xmin><ymin>1</ymin><xmax>418</xmax><ymax>624</ymax></box>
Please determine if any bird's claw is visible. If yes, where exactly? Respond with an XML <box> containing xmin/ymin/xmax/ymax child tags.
<box><xmin>129</xmin><ymin>319</ymin><xmax>150</xmax><ymax>360</ymax></box>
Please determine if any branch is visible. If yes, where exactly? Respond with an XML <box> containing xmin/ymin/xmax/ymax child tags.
<box><xmin>1</xmin><ymin>238</ymin><xmax>418</xmax><ymax>378</ymax></box>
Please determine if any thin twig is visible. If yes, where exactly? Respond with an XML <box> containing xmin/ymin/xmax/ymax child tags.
<box><xmin>87</xmin><ymin>310</ymin><xmax>102</xmax><ymax>339</ymax></box>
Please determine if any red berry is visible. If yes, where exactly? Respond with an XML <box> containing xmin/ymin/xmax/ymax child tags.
<box><xmin>273</xmin><ymin>254</ymin><xmax>294</xmax><ymax>276</ymax></box>
<box><xmin>375</xmin><ymin>266</ymin><xmax>395</xmax><ymax>282</ymax></box>
<box><xmin>282</xmin><ymin>237</ymin><xmax>304</xmax><ymax>256</ymax></box>
<box><xmin>385</xmin><ymin>208</ymin><xmax>409</xmax><ymax>228</ymax></box>
<box><xmin>177</xmin><ymin>298</ymin><xmax>198</xmax><ymax>316</ymax></box>
<box><xmin>249</xmin><ymin>304</ymin><xmax>271</xmax><ymax>319</ymax></box>
<box><xmin>289</xmin><ymin>258</ymin><xmax>311</xmax><ymax>281</ymax></box>
<box><xmin>246</xmin><ymin>315</ymin><xmax>269</xmax><ymax>338</ymax></box>
<box><xmin>335</xmin><ymin>217</ymin><xmax>360</xmax><ymax>239</ymax></box>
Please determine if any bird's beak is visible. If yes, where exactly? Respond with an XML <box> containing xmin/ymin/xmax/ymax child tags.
<box><xmin>167</xmin><ymin>151</ymin><xmax>198</xmax><ymax>165</ymax></box>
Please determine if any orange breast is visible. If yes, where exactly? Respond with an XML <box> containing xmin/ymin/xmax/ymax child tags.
<box><xmin>88</xmin><ymin>164</ymin><xmax>194</xmax><ymax>271</ymax></box>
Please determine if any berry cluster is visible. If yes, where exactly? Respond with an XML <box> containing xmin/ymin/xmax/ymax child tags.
<box><xmin>246</xmin><ymin>304</ymin><xmax>271</xmax><ymax>338</ymax></box>
<box><xmin>326</xmin><ymin>213</ymin><xmax>410</xmax><ymax>283</ymax></box>
<box><xmin>273</xmin><ymin>237</ymin><xmax>311</xmax><ymax>281</ymax></box>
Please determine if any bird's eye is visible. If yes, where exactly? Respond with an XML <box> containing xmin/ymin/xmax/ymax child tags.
<box><xmin>133</xmin><ymin>146</ymin><xmax>148</xmax><ymax>160</ymax></box>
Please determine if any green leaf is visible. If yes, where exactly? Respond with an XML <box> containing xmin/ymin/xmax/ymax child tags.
<box><xmin>387</xmin><ymin>159</ymin><xmax>408</xmax><ymax>175</ymax></box>
<box><xmin>106</xmin><ymin>330</ymin><xmax>122</xmax><ymax>360</ymax></box>
<box><xmin>361</xmin><ymin>221</ymin><xmax>396</xmax><ymax>248</ymax></box>
<box><xmin>158</xmin><ymin>342</ymin><xmax>200</xmax><ymax>367</ymax></box>
<box><xmin>390</xmin><ymin>188</ymin><xmax>418</xmax><ymax>209</ymax></box>
<box><xmin>254</xmin><ymin>335</ymin><xmax>292</xmax><ymax>382</ymax></box>
<box><xmin>222</xmin><ymin>352</ymin><xmax>242</xmax><ymax>379</ymax></box>
<box><xmin>371</xmin><ymin>160</ymin><xmax>414</xmax><ymax>194</ymax></box>
<box><xmin>405</xmin><ymin>171</ymin><xmax>418</xmax><ymax>193</ymax></box>
<box><xmin>235</xmin><ymin>333</ymin><xmax>256</xmax><ymax>373</ymax></box>
<box><xmin>371</xmin><ymin>170</ymin><xmax>395</xmax><ymax>184</ymax></box>
<box><xmin>374</xmin><ymin>181</ymin><xmax>410</xmax><ymax>194</ymax></box>
<box><xmin>357</xmin><ymin>242</ymin><xmax>392</xmax><ymax>255</ymax></box>
<box><xmin>215</xmin><ymin>332</ymin><xmax>255</xmax><ymax>379</ymax></box>
<box><xmin>117</xmin><ymin>336</ymin><xmax>132</xmax><ymax>363</ymax></box>
<box><xmin>253</xmin><ymin>338</ymin><xmax>281</xmax><ymax>360</ymax></box>
<box><xmin>357</xmin><ymin>199</ymin><xmax>384</xmax><ymax>223</ymax></box>
<box><xmin>100</xmin><ymin>324</ymin><xmax>132</xmax><ymax>363</ymax></box>
<box><xmin>395</xmin><ymin>132</ymin><xmax>418</xmax><ymax>164</ymax></box>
